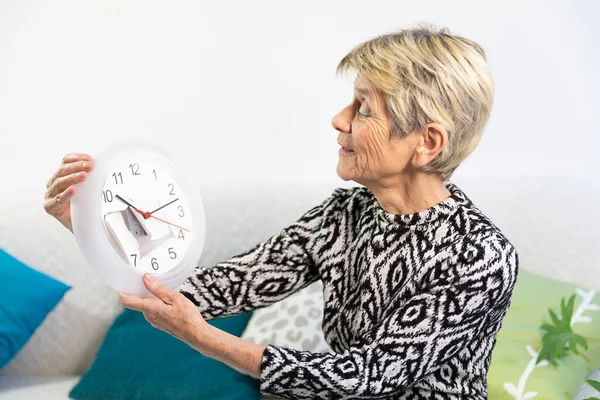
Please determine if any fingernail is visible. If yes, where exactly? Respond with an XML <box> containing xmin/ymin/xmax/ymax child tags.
<box><xmin>144</xmin><ymin>274</ymin><xmax>156</xmax><ymax>284</ymax></box>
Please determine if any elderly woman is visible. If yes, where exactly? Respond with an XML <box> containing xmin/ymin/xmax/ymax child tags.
<box><xmin>44</xmin><ymin>26</ymin><xmax>518</xmax><ymax>399</ymax></box>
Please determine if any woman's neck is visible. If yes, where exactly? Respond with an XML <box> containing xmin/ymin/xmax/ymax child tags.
<box><xmin>366</xmin><ymin>173</ymin><xmax>451</xmax><ymax>216</ymax></box>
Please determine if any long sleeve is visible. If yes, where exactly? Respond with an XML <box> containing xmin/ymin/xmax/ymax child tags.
<box><xmin>178</xmin><ymin>198</ymin><xmax>328</xmax><ymax>320</ymax></box>
<box><xmin>259</xmin><ymin>232</ymin><xmax>519</xmax><ymax>399</ymax></box>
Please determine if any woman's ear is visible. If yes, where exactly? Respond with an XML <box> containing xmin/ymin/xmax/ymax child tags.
<box><xmin>412</xmin><ymin>123</ymin><xmax>448</xmax><ymax>168</ymax></box>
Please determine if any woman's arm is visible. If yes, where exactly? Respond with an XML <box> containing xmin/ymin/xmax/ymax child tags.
<box><xmin>179</xmin><ymin>197</ymin><xmax>330</xmax><ymax>320</ymax></box>
<box><xmin>189</xmin><ymin>322</ymin><xmax>265</xmax><ymax>378</ymax></box>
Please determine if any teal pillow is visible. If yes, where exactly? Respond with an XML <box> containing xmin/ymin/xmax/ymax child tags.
<box><xmin>0</xmin><ymin>248</ymin><xmax>71</xmax><ymax>368</ymax></box>
<box><xmin>70</xmin><ymin>309</ymin><xmax>259</xmax><ymax>400</ymax></box>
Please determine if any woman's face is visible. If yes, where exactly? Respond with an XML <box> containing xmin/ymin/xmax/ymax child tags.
<box><xmin>332</xmin><ymin>78</ymin><xmax>421</xmax><ymax>186</ymax></box>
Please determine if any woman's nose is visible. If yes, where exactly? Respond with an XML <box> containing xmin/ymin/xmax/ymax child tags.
<box><xmin>331</xmin><ymin>106</ymin><xmax>352</xmax><ymax>134</ymax></box>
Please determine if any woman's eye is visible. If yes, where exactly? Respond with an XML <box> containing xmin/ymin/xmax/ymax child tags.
<box><xmin>357</xmin><ymin>103</ymin><xmax>370</xmax><ymax>118</ymax></box>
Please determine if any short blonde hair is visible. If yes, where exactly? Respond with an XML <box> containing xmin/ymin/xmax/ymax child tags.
<box><xmin>336</xmin><ymin>25</ymin><xmax>494</xmax><ymax>179</ymax></box>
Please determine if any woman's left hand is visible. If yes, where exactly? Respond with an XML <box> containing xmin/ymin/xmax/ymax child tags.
<box><xmin>119</xmin><ymin>274</ymin><xmax>208</xmax><ymax>345</ymax></box>
<box><xmin>120</xmin><ymin>273</ymin><xmax>265</xmax><ymax>379</ymax></box>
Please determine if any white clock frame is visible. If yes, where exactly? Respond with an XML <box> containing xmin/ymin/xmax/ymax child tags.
<box><xmin>71</xmin><ymin>141</ymin><xmax>205</xmax><ymax>297</ymax></box>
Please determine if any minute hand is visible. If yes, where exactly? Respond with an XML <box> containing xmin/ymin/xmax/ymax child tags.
<box><xmin>148</xmin><ymin>198</ymin><xmax>179</xmax><ymax>216</ymax></box>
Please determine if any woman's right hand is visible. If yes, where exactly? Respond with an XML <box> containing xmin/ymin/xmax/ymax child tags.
<box><xmin>44</xmin><ymin>153</ymin><xmax>94</xmax><ymax>233</ymax></box>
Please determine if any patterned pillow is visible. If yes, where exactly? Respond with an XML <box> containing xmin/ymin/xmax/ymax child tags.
<box><xmin>241</xmin><ymin>281</ymin><xmax>331</xmax><ymax>353</ymax></box>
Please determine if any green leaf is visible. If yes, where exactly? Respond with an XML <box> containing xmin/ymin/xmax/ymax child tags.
<box><xmin>561</xmin><ymin>296</ymin><xmax>574</xmax><ymax>322</ymax></box>
<box><xmin>540</xmin><ymin>323</ymin><xmax>554</xmax><ymax>332</ymax></box>
<box><xmin>587</xmin><ymin>379</ymin><xmax>600</xmax><ymax>391</ymax></box>
<box><xmin>568</xmin><ymin>335</ymin><xmax>588</xmax><ymax>354</ymax></box>
<box><xmin>549</xmin><ymin>308</ymin><xmax>561</xmax><ymax>326</ymax></box>
<box><xmin>566</xmin><ymin>295</ymin><xmax>576</xmax><ymax>318</ymax></box>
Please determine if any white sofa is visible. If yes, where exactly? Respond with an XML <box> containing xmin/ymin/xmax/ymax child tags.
<box><xmin>1</xmin><ymin>177</ymin><xmax>599</xmax><ymax>399</ymax></box>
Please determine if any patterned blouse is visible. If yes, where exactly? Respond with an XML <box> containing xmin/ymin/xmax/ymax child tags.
<box><xmin>179</xmin><ymin>182</ymin><xmax>519</xmax><ymax>399</ymax></box>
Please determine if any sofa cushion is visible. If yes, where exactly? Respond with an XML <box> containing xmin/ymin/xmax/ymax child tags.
<box><xmin>487</xmin><ymin>270</ymin><xmax>600</xmax><ymax>399</ymax></box>
<box><xmin>69</xmin><ymin>309</ymin><xmax>259</xmax><ymax>400</ymax></box>
<box><xmin>0</xmin><ymin>375</ymin><xmax>80</xmax><ymax>400</ymax></box>
<box><xmin>0</xmin><ymin>248</ymin><xmax>70</xmax><ymax>369</ymax></box>
<box><xmin>241</xmin><ymin>281</ymin><xmax>331</xmax><ymax>353</ymax></box>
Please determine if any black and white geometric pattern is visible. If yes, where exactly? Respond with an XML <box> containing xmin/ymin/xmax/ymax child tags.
<box><xmin>179</xmin><ymin>182</ymin><xmax>519</xmax><ymax>399</ymax></box>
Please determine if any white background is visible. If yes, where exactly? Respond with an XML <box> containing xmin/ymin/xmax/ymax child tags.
<box><xmin>1</xmin><ymin>0</ymin><xmax>598</xmax><ymax>193</ymax></box>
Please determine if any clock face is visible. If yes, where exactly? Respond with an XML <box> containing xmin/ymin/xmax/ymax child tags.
<box><xmin>100</xmin><ymin>159</ymin><xmax>193</xmax><ymax>274</ymax></box>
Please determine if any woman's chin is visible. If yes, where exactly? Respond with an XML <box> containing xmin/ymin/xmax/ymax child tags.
<box><xmin>336</xmin><ymin>164</ymin><xmax>354</xmax><ymax>181</ymax></box>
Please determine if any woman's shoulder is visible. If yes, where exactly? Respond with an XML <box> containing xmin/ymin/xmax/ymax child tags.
<box><xmin>444</xmin><ymin>184</ymin><xmax>519</xmax><ymax>278</ymax></box>
<box><xmin>448</xmin><ymin>183</ymin><xmax>516</xmax><ymax>247</ymax></box>
<box><xmin>451</xmin><ymin>216</ymin><xmax>520</xmax><ymax>296</ymax></box>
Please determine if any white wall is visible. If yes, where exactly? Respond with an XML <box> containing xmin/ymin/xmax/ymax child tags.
<box><xmin>1</xmin><ymin>0</ymin><xmax>598</xmax><ymax>194</ymax></box>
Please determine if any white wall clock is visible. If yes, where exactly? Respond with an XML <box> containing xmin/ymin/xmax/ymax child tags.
<box><xmin>71</xmin><ymin>141</ymin><xmax>205</xmax><ymax>297</ymax></box>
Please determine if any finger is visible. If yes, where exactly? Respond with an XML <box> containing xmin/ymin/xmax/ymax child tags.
<box><xmin>143</xmin><ymin>273</ymin><xmax>174</xmax><ymax>305</ymax></box>
<box><xmin>46</xmin><ymin>159</ymin><xmax>93</xmax><ymax>189</ymax></box>
<box><xmin>43</xmin><ymin>185</ymin><xmax>76</xmax><ymax>215</ymax></box>
<box><xmin>45</xmin><ymin>171</ymin><xmax>87</xmax><ymax>200</ymax></box>
<box><xmin>62</xmin><ymin>153</ymin><xmax>92</xmax><ymax>164</ymax></box>
<box><xmin>119</xmin><ymin>292</ymin><xmax>160</xmax><ymax>312</ymax></box>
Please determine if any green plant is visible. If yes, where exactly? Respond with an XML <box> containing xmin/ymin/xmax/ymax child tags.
<box><xmin>536</xmin><ymin>295</ymin><xmax>588</xmax><ymax>366</ymax></box>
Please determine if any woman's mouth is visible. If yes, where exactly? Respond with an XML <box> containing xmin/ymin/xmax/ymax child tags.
<box><xmin>339</xmin><ymin>146</ymin><xmax>355</xmax><ymax>156</ymax></box>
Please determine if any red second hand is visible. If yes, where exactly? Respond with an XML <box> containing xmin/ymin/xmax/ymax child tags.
<box><xmin>149</xmin><ymin>215</ymin><xmax>190</xmax><ymax>232</ymax></box>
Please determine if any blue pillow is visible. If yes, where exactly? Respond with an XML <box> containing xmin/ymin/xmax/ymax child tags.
<box><xmin>70</xmin><ymin>309</ymin><xmax>260</xmax><ymax>400</ymax></box>
<box><xmin>0</xmin><ymin>248</ymin><xmax>71</xmax><ymax>368</ymax></box>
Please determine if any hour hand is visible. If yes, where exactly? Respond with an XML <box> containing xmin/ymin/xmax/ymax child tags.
<box><xmin>115</xmin><ymin>194</ymin><xmax>150</xmax><ymax>219</ymax></box>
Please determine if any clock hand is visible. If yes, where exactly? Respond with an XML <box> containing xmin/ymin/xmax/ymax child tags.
<box><xmin>115</xmin><ymin>194</ymin><xmax>151</xmax><ymax>219</ymax></box>
<box><xmin>148</xmin><ymin>198</ymin><xmax>179</xmax><ymax>216</ymax></box>
<box><xmin>148</xmin><ymin>215</ymin><xmax>190</xmax><ymax>232</ymax></box>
